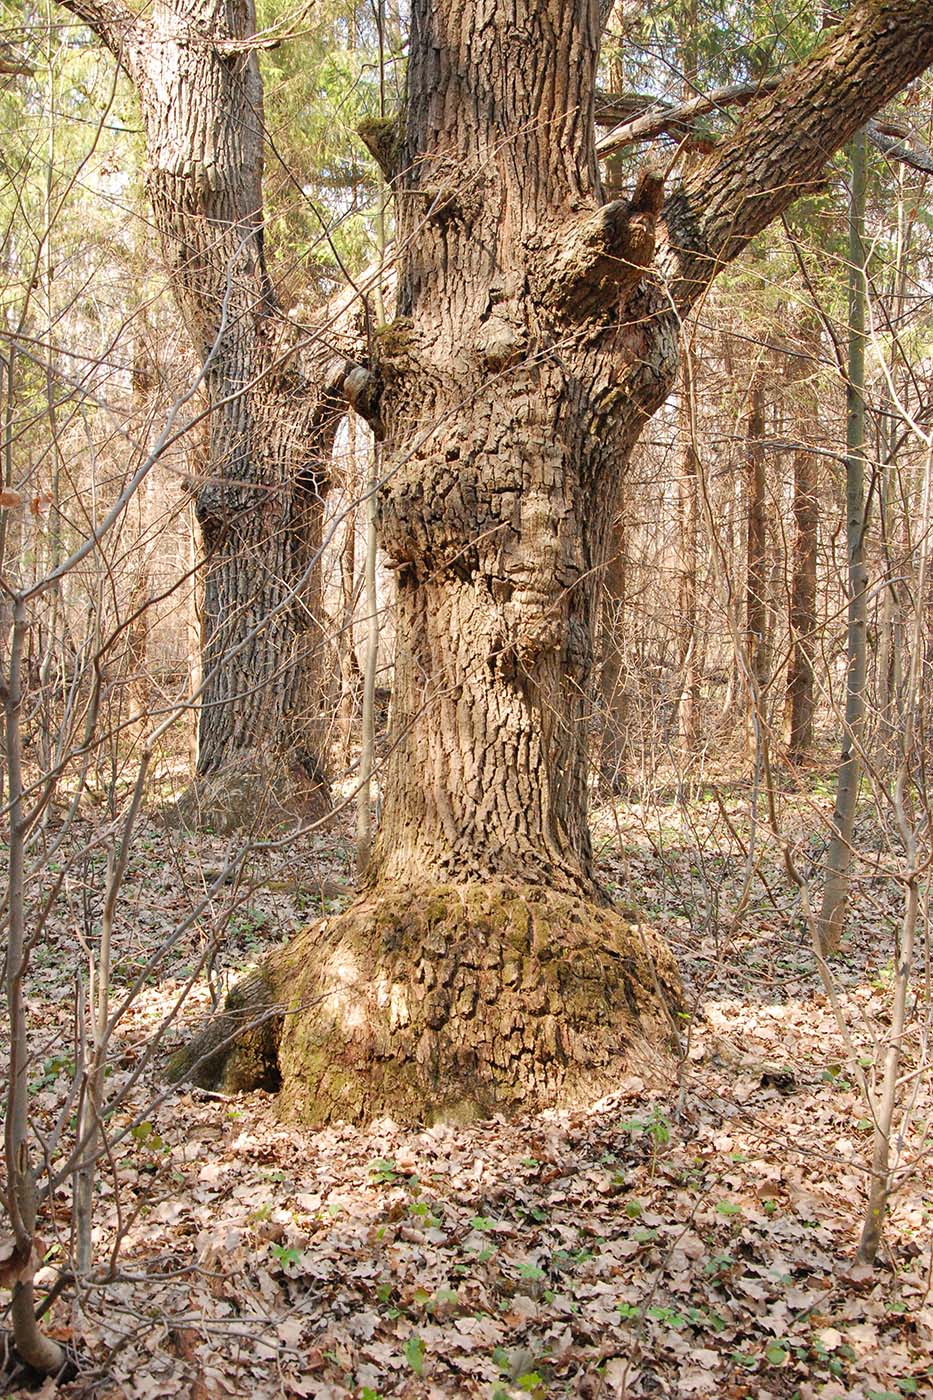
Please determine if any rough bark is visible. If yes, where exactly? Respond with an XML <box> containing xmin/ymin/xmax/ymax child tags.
<box><xmin>171</xmin><ymin>883</ymin><xmax>680</xmax><ymax>1121</ymax></box>
<box><xmin>366</xmin><ymin>1</ymin><xmax>674</xmax><ymax>897</ymax></box>
<box><xmin>62</xmin><ymin>0</ymin><xmax>349</xmax><ymax>828</ymax></box>
<box><xmin>176</xmin><ymin>0</ymin><xmax>933</xmax><ymax>1120</ymax></box>
<box><xmin>663</xmin><ymin>1</ymin><xmax>933</xmax><ymax>315</ymax></box>
<box><xmin>599</xmin><ymin>509</ymin><xmax>629</xmax><ymax>792</ymax></box>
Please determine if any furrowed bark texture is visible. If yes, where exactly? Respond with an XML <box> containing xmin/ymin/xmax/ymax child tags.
<box><xmin>663</xmin><ymin>1</ymin><xmax>933</xmax><ymax>312</ymax></box>
<box><xmin>172</xmin><ymin>884</ymin><xmax>681</xmax><ymax>1123</ymax></box>
<box><xmin>176</xmin><ymin>0</ymin><xmax>933</xmax><ymax>1120</ymax></box>
<box><xmin>369</xmin><ymin>1</ymin><xmax>674</xmax><ymax>895</ymax></box>
<box><xmin>63</xmin><ymin>0</ymin><xmax>347</xmax><ymax>825</ymax></box>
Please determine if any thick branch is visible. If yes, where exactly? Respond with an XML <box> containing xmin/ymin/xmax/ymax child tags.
<box><xmin>662</xmin><ymin>0</ymin><xmax>933</xmax><ymax>312</ymax></box>
<box><xmin>57</xmin><ymin>0</ymin><xmax>139</xmax><ymax>60</ymax></box>
<box><xmin>543</xmin><ymin>167</ymin><xmax>664</xmax><ymax>318</ymax></box>
<box><xmin>595</xmin><ymin>78</ymin><xmax>782</xmax><ymax>155</ymax></box>
<box><xmin>868</xmin><ymin>117</ymin><xmax>933</xmax><ymax>174</ymax></box>
<box><xmin>0</xmin><ymin>55</ymin><xmax>35</xmax><ymax>76</ymax></box>
<box><xmin>596</xmin><ymin>81</ymin><xmax>933</xmax><ymax>174</ymax></box>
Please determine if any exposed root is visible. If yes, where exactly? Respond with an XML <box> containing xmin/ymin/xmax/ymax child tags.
<box><xmin>166</xmin><ymin>968</ymin><xmax>282</xmax><ymax>1093</ymax></box>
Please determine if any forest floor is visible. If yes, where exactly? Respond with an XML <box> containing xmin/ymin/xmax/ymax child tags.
<box><xmin>5</xmin><ymin>765</ymin><xmax>932</xmax><ymax>1400</ymax></box>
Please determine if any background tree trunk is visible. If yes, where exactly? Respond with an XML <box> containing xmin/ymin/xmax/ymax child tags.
<box><xmin>599</xmin><ymin>507</ymin><xmax>630</xmax><ymax>792</ymax></box>
<box><xmin>821</xmin><ymin>127</ymin><xmax>870</xmax><ymax>953</ymax></box>
<box><xmin>785</xmin><ymin>318</ymin><xmax>821</xmax><ymax>762</ymax></box>
<box><xmin>745</xmin><ymin>367</ymin><xmax>769</xmax><ymax>750</ymax></box>
<box><xmin>676</xmin><ymin>349</ymin><xmax>701</xmax><ymax>762</ymax></box>
<box><xmin>62</xmin><ymin>0</ymin><xmax>348</xmax><ymax>828</ymax></box>
<box><xmin>876</xmin><ymin>169</ymin><xmax>912</xmax><ymax>745</ymax></box>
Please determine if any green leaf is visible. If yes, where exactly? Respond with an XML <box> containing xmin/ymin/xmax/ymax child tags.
<box><xmin>270</xmin><ymin>1244</ymin><xmax>300</xmax><ymax>1268</ymax></box>
<box><xmin>766</xmin><ymin>1343</ymin><xmax>789</xmax><ymax>1365</ymax></box>
<box><xmin>492</xmin><ymin>1345</ymin><xmax>511</xmax><ymax>1373</ymax></box>
<box><xmin>717</xmin><ymin>1200</ymin><xmax>741</xmax><ymax>1216</ymax></box>
<box><xmin>647</xmin><ymin>1305</ymin><xmax>687</xmax><ymax>1328</ymax></box>
<box><xmin>404</xmin><ymin>1334</ymin><xmax>425</xmax><ymax>1375</ymax></box>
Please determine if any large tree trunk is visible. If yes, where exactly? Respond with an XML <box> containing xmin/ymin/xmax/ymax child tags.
<box><xmin>173</xmin><ymin>0</ymin><xmax>933</xmax><ymax>1121</ymax></box>
<box><xmin>63</xmin><ymin>0</ymin><xmax>347</xmax><ymax>828</ymax></box>
<box><xmin>175</xmin><ymin>0</ymin><xmax>687</xmax><ymax>1117</ymax></box>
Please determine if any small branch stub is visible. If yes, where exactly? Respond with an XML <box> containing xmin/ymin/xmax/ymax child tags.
<box><xmin>343</xmin><ymin>366</ymin><xmax>385</xmax><ymax>439</ymax></box>
<box><xmin>358</xmin><ymin>115</ymin><xmax>401</xmax><ymax>180</ymax></box>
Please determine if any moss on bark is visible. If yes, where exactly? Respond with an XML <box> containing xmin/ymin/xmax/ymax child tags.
<box><xmin>166</xmin><ymin>967</ymin><xmax>282</xmax><ymax>1093</ymax></box>
<box><xmin>168</xmin><ymin>882</ymin><xmax>683</xmax><ymax>1125</ymax></box>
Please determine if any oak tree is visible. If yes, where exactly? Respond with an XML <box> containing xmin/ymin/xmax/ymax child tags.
<box><xmin>60</xmin><ymin>0</ymin><xmax>351</xmax><ymax>828</ymax></box>
<box><xmin>178</xmin><ymin>0</ymin><xmax>933</xmax><ymax>1122</ymax></box>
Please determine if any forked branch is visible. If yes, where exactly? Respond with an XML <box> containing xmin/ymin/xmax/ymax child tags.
<box><xmin>596</xmin><ymin>78</ymin><xmax>783</xmax><ymax>156</ymax></box>
<box><xmin>659</xmin><ymin>0</ymin><xmax>933</xmax><ymax>312</ymax></box>
<box><xmin>597</xmin><ymin>81</ymin><xmax>933</xmax><ymax>174</ymax></box>
<box><xmin>58</xmin><ymin>0</ymin><xmax>139</xmax><ymax>60</ymax></box>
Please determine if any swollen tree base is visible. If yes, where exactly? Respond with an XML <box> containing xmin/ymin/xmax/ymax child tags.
<box><xmin>163</xmin><ymin>751</ymin><xmax>330</xmax><ymax>836</ymax></box>
<box><xmin>169</xmin><ymin>883</ymin><xmax>684</xmax><ymax>1125</ymax></box>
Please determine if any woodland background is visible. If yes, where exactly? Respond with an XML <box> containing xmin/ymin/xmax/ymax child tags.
<box><xmin>0</xmin><ymin>0</ymin><xmax>932</xmax><ymax>1396</ymax></box>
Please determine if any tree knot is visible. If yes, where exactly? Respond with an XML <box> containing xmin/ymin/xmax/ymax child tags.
<box><xmin>541</xmin><ymin>164</ymin><xmax>664</xmax><ymax>321</ymax></box>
